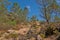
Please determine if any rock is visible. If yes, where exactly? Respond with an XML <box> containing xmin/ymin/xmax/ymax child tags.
<box><xmin>7</xmin><ymin>29</ymin><xmax>15</xmax><ymax>33</ymax></box>
<box><xmin>37</xmin><ymin>35</ymin><xmax>43</xmax><ymax>40</ymax></box>
<box><xmin>30</xmin><ymin>37</ymin><xmax>36</xmax><ymax>40</ymax></box>
<box><xmin>18</xmin><ymin>27</ymin><xmax>30</xmax><ymax>35</ymax></box>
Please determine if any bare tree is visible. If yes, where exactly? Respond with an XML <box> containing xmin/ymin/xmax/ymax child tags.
<box><xmin>37</xmin><ymin>0</ymin><xmax>60</xmax><ymax>24</ymax></box>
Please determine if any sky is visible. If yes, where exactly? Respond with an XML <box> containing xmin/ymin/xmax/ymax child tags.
<box><xmin>7</xmin><ymin>0</ymin><xmax>42</xmax><ymax>20</ymax></box>
<box><xmin>7</xmin><ymin>0</ymin><xmax>60</xmax><ymax>20</ymax></box>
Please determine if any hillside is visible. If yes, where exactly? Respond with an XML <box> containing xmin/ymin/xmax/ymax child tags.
<box><xmin>0</xmin><ymin>21</ymin><xmax>60</xmax><ymax>40</ymax></box>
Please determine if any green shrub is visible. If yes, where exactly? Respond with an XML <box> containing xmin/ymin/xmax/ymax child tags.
<box><xmin>9</xmin><ymin>33</ymin><xmax>18</xmax><ymax>38</ymax></box>
<box><xmin>7</xmin><ymin>20</ymin><xmax>16</xmax><ymax>26</ymax></box>
<box><xmin>45</xmin><ymin>27</ymin><xmax>54</xmax><ymax>37</ymax></box>
<box><xmin>40</xmin><ymin>34</ymin><xmax>45</xmax><ymax>38</ymax></box>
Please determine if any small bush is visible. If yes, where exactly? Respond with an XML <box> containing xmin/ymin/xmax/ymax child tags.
<box><xmin>40</xmin><ymin>34</ymin><xmax>45</xmax><ymax>38</ymax></box>
<box><xmin>7</xmin><ymin>33</ymin><xmax>19</xmax><ymax>39</ymax></box>
<box><xmin>45</xmin><ymin>27</ymin><xmax>54</xmax><ymax>37</ymax></box>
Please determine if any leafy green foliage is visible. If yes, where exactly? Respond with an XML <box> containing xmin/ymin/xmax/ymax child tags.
<box><xmin>0</xmin><ymin>1</ymin><xmax>29</xmax><ymax>30</ymax></box>
<box><xmin>11</xmin><ymin>3</ymin><xmax>28</xmax><ymax>23</ymax></box>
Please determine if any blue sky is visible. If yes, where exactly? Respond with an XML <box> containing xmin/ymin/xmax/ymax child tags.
<box><xmin>7</xmin><ymin>0</ymin><xmax>42</xmax><ymax>20</ymax></box>
<box><xmin>7</xmin><ymin>0</ymin><xmax>60</xmax><ymax>20</ymax></box>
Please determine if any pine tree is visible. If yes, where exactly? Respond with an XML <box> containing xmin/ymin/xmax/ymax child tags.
<box><xmin>11</xmin><ymin>2</ymin><xmax>28</xmax><ymax>23</ymax></box>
